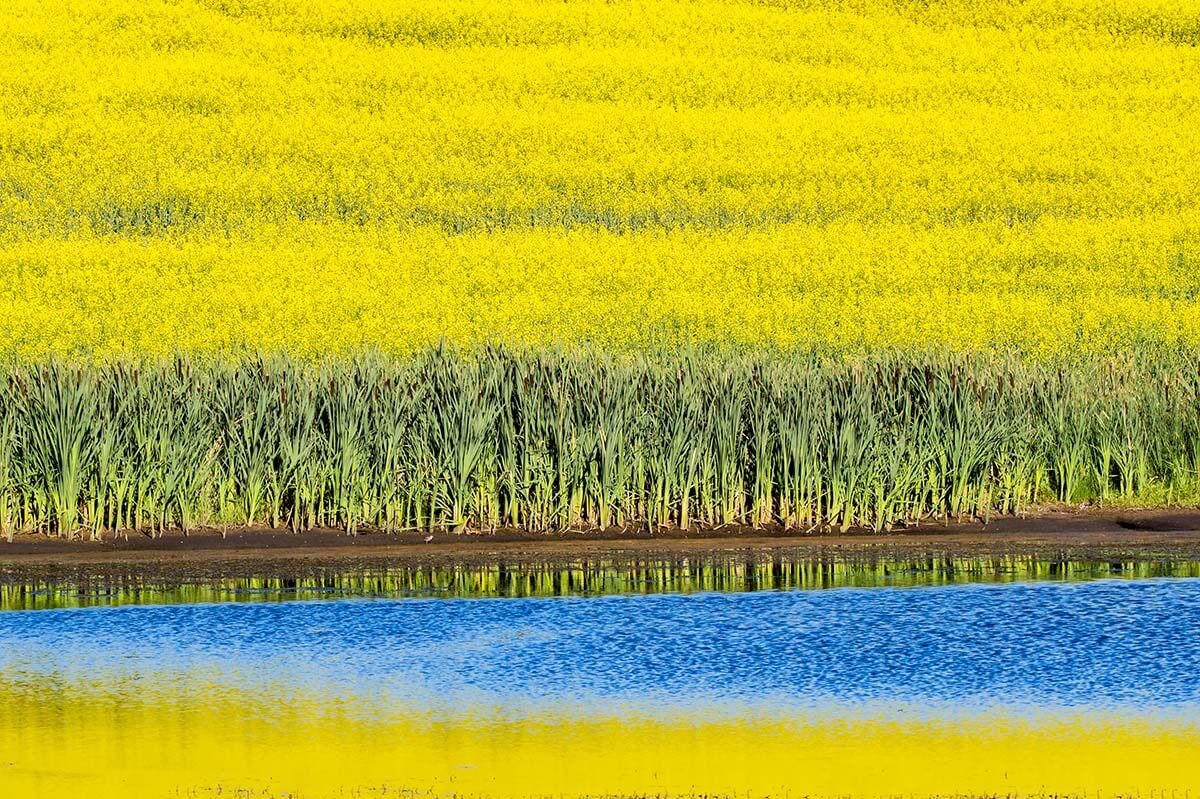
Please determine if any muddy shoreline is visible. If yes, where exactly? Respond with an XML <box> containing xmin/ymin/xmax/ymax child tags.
<box><xmin>4</xmin><ymin>508</ymin><xmax>1200</xmax><ymax>609</ymax></box>
<box><xmin>4</xmin><ymin>507</ymin><xmax>1200</xmax><ymax>569</ymax></box>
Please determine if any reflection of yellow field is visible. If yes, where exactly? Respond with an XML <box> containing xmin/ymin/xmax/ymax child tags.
<box><xmin>1</xmin><ymin>683</ymin><xmax>1198</xmax><ymax>798</ymax></box>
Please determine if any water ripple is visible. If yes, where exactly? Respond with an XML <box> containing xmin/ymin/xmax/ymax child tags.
<box><xmin>2</xmin><ymin>578</ymin><xmax>1198</xmax><ymax>717</ymax></box>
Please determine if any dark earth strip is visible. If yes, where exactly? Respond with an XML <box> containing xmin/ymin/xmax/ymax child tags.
<box><xmin>3</xmin><ymin>506</ymin><xmax>1200</xmax><ymax>575</ymax></box>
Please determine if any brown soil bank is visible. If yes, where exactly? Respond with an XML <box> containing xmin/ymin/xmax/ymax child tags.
<box><xmin>4</xmin><ymin>506</ymin><xmax>1200</xmax><ymax>567</ymax></box>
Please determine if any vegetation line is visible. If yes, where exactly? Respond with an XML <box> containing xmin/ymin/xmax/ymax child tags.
<box><xmin>1</xmin><ymin>347</ymin><xmax>1198</xmax><ymax>541</ymax></box>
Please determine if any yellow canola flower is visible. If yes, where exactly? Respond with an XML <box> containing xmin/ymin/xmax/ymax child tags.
<box><xmin>0</xmin><ymin>0</ymin><xmax>1198</xmax><ymax>358</ymax></box>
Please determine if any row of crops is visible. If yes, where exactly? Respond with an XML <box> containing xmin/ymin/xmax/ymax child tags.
<box><xmin>3</xmin><ymin>347</ymin><xmax>1199</xmax><ymax>539</ymax></box>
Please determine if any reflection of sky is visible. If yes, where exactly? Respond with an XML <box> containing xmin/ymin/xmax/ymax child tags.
<box><xmin>2</xmin><ymin>579</ymin><xmax>1199</xmax><ymax>720</ymax></box>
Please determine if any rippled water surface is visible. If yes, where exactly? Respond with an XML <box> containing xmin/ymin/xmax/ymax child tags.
<box><xmin>4</xmin><ymin>579</ymin><xmax>1200</xmax><ymax>714</ymax></box>
<box><xmin>2</xmin><ymin>570</ymin><xmax>1198</xmax><ymax>797</ymax></box>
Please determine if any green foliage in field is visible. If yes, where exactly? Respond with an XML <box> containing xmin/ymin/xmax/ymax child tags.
<box><xmin>1</xmin><ymin>348</ymin><xmax>1198</xmax><ymax>540</ymax></box>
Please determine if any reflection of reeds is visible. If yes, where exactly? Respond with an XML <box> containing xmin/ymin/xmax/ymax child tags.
<box><xmin>1</xmin><ymin>346</ymin><xmax>1199</xmax><ymax>539</ymax></box>
<box><xmin>5</xmin><ymin>556</ymin><xmax>1200</xmax><ymax>611</ymax></box>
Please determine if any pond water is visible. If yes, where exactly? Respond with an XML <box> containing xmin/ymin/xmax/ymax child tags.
<box><xmin>5</xmin><ymin>549</ymin><xmax>1199</xmax><ymax>609</ymax></box>
<box><xmin>1</xmin><ymin>564</ymin><xmax>1198</xmax><ymax>797</ymax></box>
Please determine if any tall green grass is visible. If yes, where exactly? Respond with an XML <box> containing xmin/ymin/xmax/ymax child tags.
<box><xmin>1</xmin><ymin>347</ymin><xmax>1198</xmax><ymax>540</ymax></box>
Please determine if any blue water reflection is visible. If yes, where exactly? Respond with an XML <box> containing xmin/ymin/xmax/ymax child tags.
<box><xmin>2</xmin><ymin>578</ymin><xmax>1198</xmax><ymax>716</ymax></box>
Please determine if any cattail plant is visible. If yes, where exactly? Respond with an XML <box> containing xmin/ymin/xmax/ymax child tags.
<box><xmin>0</xmin><ymin>347</ymin><xmax>1198</xmax><ymax>539</ymax></box>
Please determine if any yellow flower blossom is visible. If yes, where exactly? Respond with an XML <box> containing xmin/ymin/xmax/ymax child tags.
<box><xmin>0</xmin><ymin>0</ymin><xmax>1197</xmax><ymax>358</ymax></box>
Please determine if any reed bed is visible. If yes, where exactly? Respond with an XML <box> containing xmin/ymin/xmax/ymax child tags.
<box><xmin>1</xmin><ymin>347</ymin><xmax>1198</xmax><ymax>540</ymax></box>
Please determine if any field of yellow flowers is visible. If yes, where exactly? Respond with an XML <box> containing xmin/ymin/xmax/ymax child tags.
<box><xmin>1</xmin><ymin>0</ymin><xmax>1199</xmax><ymax>358</ymax></box>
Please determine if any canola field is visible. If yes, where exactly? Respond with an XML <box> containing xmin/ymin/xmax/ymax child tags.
<box><xmin>2</xmin><ymin>0</ymin><xmax>1200</xmax><ymax>358</ymax></box>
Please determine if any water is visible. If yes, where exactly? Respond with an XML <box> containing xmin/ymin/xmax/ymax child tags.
<box><xmin>1</xmin><ymin>565</ymin><xmax>1199</xmax><ymax>797</ymax></box>
<box><xmin>5</xmin><ymin>550</ymin><xmax>1198</xmax><ymax>610</ymax></box>
<box><xmin>4</xmin><ymin>580</ymin><xmax>1200</xmax><ymax>715</ymax></box>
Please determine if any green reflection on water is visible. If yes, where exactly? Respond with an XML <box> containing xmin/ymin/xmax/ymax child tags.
<box><xmin>4</xmin><ymin>552</ymin><xmax>1199</xmax><ymax>610</ymax></box>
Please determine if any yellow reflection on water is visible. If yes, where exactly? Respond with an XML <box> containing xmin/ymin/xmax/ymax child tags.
<box><xmin>1</xmin><ymin>681</ymin><xmax>1197</xmax><ymax>798</ymax></box>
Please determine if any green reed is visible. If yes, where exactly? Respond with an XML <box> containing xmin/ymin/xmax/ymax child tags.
<box><xmin>1</xmin><ymin>346</ymin><xmax>1199</xmax><ymax>539</ymax></box>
